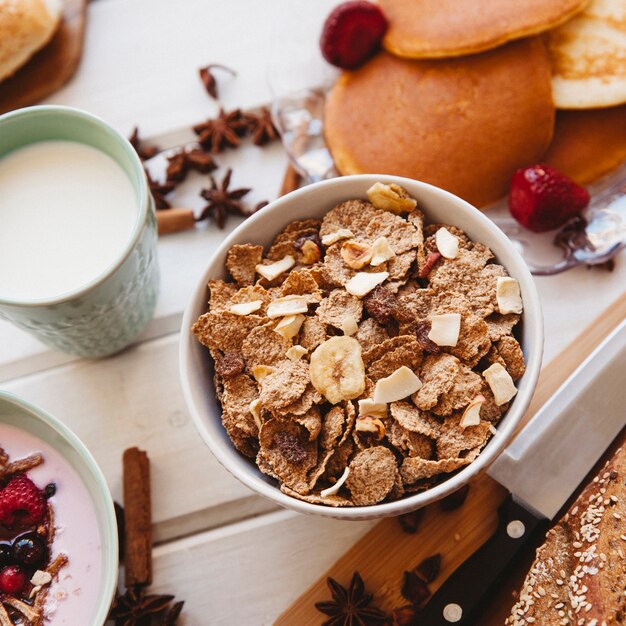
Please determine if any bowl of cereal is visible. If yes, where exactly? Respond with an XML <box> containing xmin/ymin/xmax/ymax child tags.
<box><xmin>180</xmin><ymin>175</ymin><xmax>543</xmax><ymax>519</ymax></box>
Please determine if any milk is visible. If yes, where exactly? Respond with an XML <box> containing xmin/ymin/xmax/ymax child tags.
<box><xmin>0</xmin><ymin>424</ymin><xmax>103</xmax><ymax>625</ymax></box>
<box><xmin>0</xmin><ymin>140</ymin><xmax>138</xmax><ymax>301</ymax></box>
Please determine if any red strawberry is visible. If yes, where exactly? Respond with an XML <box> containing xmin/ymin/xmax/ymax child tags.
<box><xmin>508</xmin><ymin>164</ymin><xmax>590</xmax><ymax>233</ymax></box>
<box><xmin>0</xmin><ymin>565</ymin><xmax>27</xmax><ymax>594</ymax></box>
<box><xmin>0</xmin><ymin>475</ymin><xmax>47</xmax><ymax>529</ymax></box>
<box><xmin>320</xmin><ymin>1</ymin><xmax>388</xmax><ymax>70</ymax></box>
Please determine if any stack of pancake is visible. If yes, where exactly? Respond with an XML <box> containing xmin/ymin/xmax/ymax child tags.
<box><xmin>324</xmin><ymin>0</ymin><xmax>626</xmax><ymax>207</ymax></box>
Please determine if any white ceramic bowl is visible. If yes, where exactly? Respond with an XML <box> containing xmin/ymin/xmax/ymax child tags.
<box><xmin>0</xmin><ymin>391</ymin><xmax>118</xmax><ymax>623</ymax></box>
<box><xmin>180</xmin><ymin>175</ymin><xmax>543</xmax><ymax>520</ymax></box>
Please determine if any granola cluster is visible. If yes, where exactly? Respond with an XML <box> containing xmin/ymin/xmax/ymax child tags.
<box><xmin>193</xmin><ymin>183</ymin><xmax>525</xmax><ymax>507</ymax></box>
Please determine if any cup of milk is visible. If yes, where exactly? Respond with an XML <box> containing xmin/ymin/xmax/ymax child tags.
<box><xmin>0</xmin><ymin>106</ymin><xmax>159</xmax><ymax>357</ymax></box>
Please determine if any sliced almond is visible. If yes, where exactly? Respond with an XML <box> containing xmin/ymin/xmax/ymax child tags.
<box><xmin>341</xmin><ymin>240</ymin><xmax>373</xmax><ymax>269</ymax></box>
<box><xmin>459</xmin><ymin>395</ymin><xmax>485</xmax><ymax>428</ymax></box>
<box><xmin>358</xmin><ymin>398</ymin><xmax>388</xmax><ymax>419</ymax></box>
<box><xmin>345</xmin><ymin>271</ymin><xmax>389</xmax><ymax>298</ymax></box>
<box><xmin>321</xmin><ymin>228</ymin><xmax>354</xmax><ymax>246</ymax></box>
<box><xmin>355</xmin><ymin>416</ymin><xmax>386</xmax><ymax>440</ymax></box>
<box><xmin>373</xmin><ymin>366</ymin><xmax>422</xmax><ymax>404</ymax></box>
<box><xmin>496</xmin><ymin>277</ymin><xmax>523</xmax><ymax>315</ymax></box>
<box><xmin>30</xmin><ymin>570</ymin><xmax>52</xmax><ymax>586</ymax></box>
<box><xmin>286</xmin><ymin>345</ymin><xmax>308</xmax><ymax>361</ymax></box>
<box><xmin>366</xmin><ymin>182</ymin><xmax>417</xmax><ymax>215</ymax></box>
<box><xmin>483</xmin><ymin>363</ymin><xmax>517</xmax><ymax>405</ymax></box>
<box><xmin>249</xmin><ymin>398</ymin><xmax>262</xmax><ymax>429</ymax></box>
<box><xmin>428</xmin><ymin>313</ymin><xmax>461</xmax><ymax>347</ymax></box>
<box><xmin>310</xmin><ymin>336</ymin><xmax>366</xmax><ymax>404</ymax></box>
<box><xmin>370</xmin><ymin>236</ymin><xmax>396</xmax><ymax>266</ymax></box>
<box><xmin>255</xmin><ymin>255</ymin><xmax>295</xmax><ymax>281</ymax></box>
<box><xmin>252</xmin><ymin>364</ymin><xmax>273</xmax><ymax>382</ymax></box>
<box><xmin>267</xmin><ymin>295</ymin><xmax>308</xmax><ymax>319</ymax></box>
<box><xmin>274</xmin><ymin>314</ymin><xmax>306</xmax><ymax>340</ymax></box>
<box><xmin>435</xmin><ymin>227</ymin><xmax>459</xmax><ymax>260</ymax></box>
<box><xmin>341</xmin><ymin>315</ymin><xmax>359</xmax><ymax>336</ymax></box>
<box><xmin>320</xmin><ymin>467</ymin><xmax>350</xmax><ymax>498</ymax></box>
<box><xmin>229</xmin><ymin>300</ymin><xmax>263</xmax><ymax>316</ymax></box>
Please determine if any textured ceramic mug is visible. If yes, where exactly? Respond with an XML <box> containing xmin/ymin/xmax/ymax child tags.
<box><xmin>0</xmin><ymin>106</ymin><xmax>159</xmax><ymax>357</ymax></box>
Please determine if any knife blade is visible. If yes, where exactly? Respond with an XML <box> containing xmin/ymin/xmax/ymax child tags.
<box><xmin>420</xmin><ymin>318</ymin><xmax>626</xmax><ymax>625</ymax></box>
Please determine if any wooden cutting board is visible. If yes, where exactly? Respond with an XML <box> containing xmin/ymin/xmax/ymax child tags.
<box><xmin>0</xmin><ymin>0</ymin><xmax>87</xmax><ymax>115</ymax></box>
<box><xmin>276</xmin><ymin>290</ymin><xmax>626</xmax><ymax>625</ymax></box>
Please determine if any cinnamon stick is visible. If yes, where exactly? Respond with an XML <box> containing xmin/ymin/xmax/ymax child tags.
<box><xmin>123</xmin><ymin>447</ymin><xmax>152</xmax><ymax>587</ymax></box>
<box><xmin>280</xmin><ymin>163</ymin><xmax>302</xmax><ymax>197</ymax></box>
<box><xmin>156</xmin><ymin>208</ymin><xmax>196</xmax><ymax>235</ymax></box>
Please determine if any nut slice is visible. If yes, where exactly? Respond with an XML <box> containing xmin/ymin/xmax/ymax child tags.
<box><xmin>459</xmin><ymin>395</ymin><xmax>485</xmax><ymax>428</ymax></box>
<box><xmin>366</xmin><ymin>182</ymin><xmax>417</xmax><ymax>215</ymax></box>
<box><xmin>435</xmin><ymin>227</ymin><xmax>459</xmax><ymax>260</ymax></box>
<box><xmin>321</xmin><ymin>228</ymin><xmax>354</xmax><ymax>246</ymax></box>
<box><xmin>496</xmin><ymin>277</ymin><xmax>523</xmax><ymax>315</ymax></box>
<box><xmin>256</xmin><ymin>255</ymin><xmax>295</xmax><ymax>281</ymax></box>
<box><xmin>358</xmin><ymin>398</ymin><xmax>388</xmax><ymax>418</ymax></box>
<box><xmin>373</xmin><ymin>366</ymin><xmax>422</xmax><ymax>404</ymax></box>
<box><xmin>267</xmin><ymin>295</ymin><xmax>308</xmax><ymax>319</ymax></box>
<box><xmin>320</xmin><ymin>466</ymin><xmax>350</xmax><ymax>498</ymax></box>
<box><xmin>286</xmin><ymin>345</ymin><xmax>308</xmax><ymax>361</ymax></box>
<box><xmin>274</xmin><ymin>314</ymin><xmax>305</xmax><ymax>339</ymax></box>
<box><xmin>428</xmin><ymin>313</ymin><xmax>461</xmax><ymax>347</ymax></box>
<box><xmin>310</xmin><ymin>336</ymin><xmax>366</xmax><ymax>404</ymax></box>
<box><xmin>345</xmin><ymin>272</ymin><xmax>389</xmax><ymax>297</ymax></box>
<box><xmin>341</xmin><ymin>315</ymin><xmax>359</xmax><ymax>336</ymax></box>
<box><xmin>370</xmin><ymin>237</ymin><xmax>396</xmax><ymax>266</ymax></box>
<box><xmin>355</xmin><ymin>416</ymin><xmax>386</xmax><ymax>440</ymax></box>
<box><xmin>483</xmin><ymin>363</ymin><xmax>517</xmax><ymax>405</ymax></box>
<box><xmin>229</xmin><ymin>300</ymin><xmax>263</xmax><ymax>316</ymax></box>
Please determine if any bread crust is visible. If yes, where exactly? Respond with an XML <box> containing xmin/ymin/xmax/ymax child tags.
<box><xmin>507</xmin><ymin>429</ymin><xmax>626</xmax><ymax>625</ymax></box>
<box><xmin>0</xmin><ymin>0</ymin><xmax>61</xmax><ymax>82</ymax></box>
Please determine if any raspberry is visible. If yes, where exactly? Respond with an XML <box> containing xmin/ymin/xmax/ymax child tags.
<box><xmin>320</xmin><ymin>1</ymin><xmax>388</xmax><ymax>70</ymax></box>
<box><xmin>508</xmin><ymin>164</ymin><xmax>590</xmax><ymax>233</ymax></box>
<box><xmin>0</xmin><ymin>475</ymin><xmax>47</xmax><ymax>529</ymax></box>
<box><xmin>0</xmin><ymin>565</ymin><xmax>27</xmax><ymax>594</ymax></box>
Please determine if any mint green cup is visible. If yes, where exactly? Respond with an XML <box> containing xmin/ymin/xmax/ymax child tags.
<box><xmin>0</xmin><ymin>106</ymin><xmax>159</xmax><ymax>357</ymax></box>
<box><xmin>0</xmin><ymin>391</ymin><xmax>118</xmax><ymax>625</ymax></box>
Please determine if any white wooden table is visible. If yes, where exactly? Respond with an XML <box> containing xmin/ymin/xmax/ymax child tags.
<box><xmin>1</xmin><ymin>1</ymin><xmax>625</xmax><ymax>623</ymax></box>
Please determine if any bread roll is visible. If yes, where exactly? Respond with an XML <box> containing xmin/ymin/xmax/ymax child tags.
<box><xmin>507</xmin><ymin>429</ymin><xmax>626</xmax><ymax>625</ymax></box>
<box><xmin>0</xmin><ymin>0</ymin><xmax>62</xmax><ymax>82</ymax></box>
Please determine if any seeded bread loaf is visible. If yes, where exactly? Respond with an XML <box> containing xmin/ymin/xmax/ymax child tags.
<box><xmin>0</xmin><ymin>0</ymin><xmax>61</xmax><ymax>82</ymax></box>
<box><xmin>507</xmin><ymin>429</ymin><xmax>626</xmax><ymax>625</ymax></box>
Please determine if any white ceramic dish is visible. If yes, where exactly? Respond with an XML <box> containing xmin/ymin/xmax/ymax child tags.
<box><xmin>180</xmin><ymin>175</ymin><xmax>544</xmax><ymax>520</ymax></box>
<box><xmin>0</xmin><ymin>391</ymin><xmax>118</xmax><ymax>624</ymax></box>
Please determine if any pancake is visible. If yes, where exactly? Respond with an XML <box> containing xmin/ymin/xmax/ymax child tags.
<box><xmin>377</xmin><ymin>0</ymin><xmax>588</xmax><ymax>58</ymax></box>
<box><xmin>547</xmin><ymin>0</ymin><xmax>626</xmax><ymax>108</ymax></box>
<box><xmin>324</xmin><ymin>38</ymin><xmax>555</xmax><ymax>208</ymax></box>
<box><xmin>544</xmin><ymin>105</ymin><xmax>626</xmax><ymax>184</ymax></box>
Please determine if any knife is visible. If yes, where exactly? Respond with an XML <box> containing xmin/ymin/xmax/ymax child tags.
<box><xmin>420</xmin><ymin>318</ymin><xmax>626</xmax><ymax>625</ymax></box>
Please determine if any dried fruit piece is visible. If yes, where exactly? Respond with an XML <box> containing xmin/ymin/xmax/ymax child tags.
<box><xmin>459</xmin><ymin>395</ymin><xmax>485</xmax><ymax>428</ymax></box>
<box><xmin>496</xmin><ymin>277</ymin><xmax>523</xmax><ymax>315</ymax></box>
<box><xmin>418</xmin><ymin>252</ymin><xmax>442</xmax><ymax>279</ymax></box>
<box><xmin>286</xmin><ymin>345</ymin><xmax>308</xmax><ymax>361</ymax></box>
<box><xmin>366</xmin><ymin>182</ymin><xmax>417</xmax><ymax>215</ymax></box>
<box><xmin>215</xmin><ymin>351</ymin><xmax>245</xmax><ymax>380</ymax></box>
<box><xmin>310</xmin><ymin>336</ymin><xmax>366</xmax><ymax>404</ymax></box>
<box><xmin>483</xmin><ymin>362</ymin><xmax>517</xmax><ymax>405</ymax></box>
<box><xmin>341</xmin><ymin>316</ymin><xmax>359</xmax><ymax>336</ymax></box>
<box><xmin>373</xmin><ymin>366</ymin><xmax>422</xmax><ymax>404</ymax></box>
<box><xmin>435</xmin><ymin>227</ymin><xmax>459</xmax><ymax>260</ymax></box>
<box><xmin>370</xmin><ymin>236</ymin><xmax>396</xmax><ymax>266</ymax></box>
<box><xmin>345</xmin><ymin>271</ymin><xmax>389</xmax><ymax>297</ymax></box>
<box><xmin>267</xmin><ymin>296</ymin><xmax>309</xmax><ymax>318</ymax></box>
<box><xmin>229</xmin><ymin>300</ymin><xmax>263</xmax><ymax>316</ymax></box>
<box><xmin>274</xmin><ymin>314</ymin><xmax>306</xmax><ymax>340</ymax></box>
<box><xmin>428</xmin><ymin>313</ymin><xmax>461</xmax><ymax>347</ymax></box>
<box><xmin>252</xmin><ymin>364</ymin><xmax>273</xmax><ymax>382</ymax></box>
<box><xmin>321</xmin><ymin>228</ymin><xmax>354</xmax><ymax>246</ymax></box>
<box><xmin>249</xmin><ymin>398</ymin><xmax>262</xmax><ymax>429</ymax></box>
<box><xmin>357</xmin><ymin>398</ymin><xmax>387</xmax><ymax>419</ymax></box>
<box><xmin>256</xmin><ymin>255</ymin><xmax>295</xmax><ymax>281</ymax></box>
<box><xmin>508</xmin><ymin>164</ymin><xmax>590</xmax><ymax>233</ymax></box>
<box><xmin>320</xmin><ymin>1</ymin><xmax>388</xmax><ymax>70</ymax></box>
<box><xmin>341</xmin><ymin>240</ymin><xmax>373</xmax><ymax>269</ymax></box>
<box><xmin>300</xmin><ymin>239</ymin><xmax>322</xmax><ymax>264</ymax></box>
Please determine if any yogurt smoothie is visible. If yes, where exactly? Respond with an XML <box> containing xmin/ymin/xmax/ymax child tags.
<box><xmin>0</xmin><ymin>424</ymin><xmax>103</xmax><ymax>624</ymax></box>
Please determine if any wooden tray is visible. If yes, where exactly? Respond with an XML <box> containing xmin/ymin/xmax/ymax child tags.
<box><xmin>0</xmin><ymin>0</ymin><xmax>87</xmax><ymax>115</ymax></box>
<box><xmin>276</xmin><ymin>291</ymin><xmax>626</xmax><ymax>625</ymax></box>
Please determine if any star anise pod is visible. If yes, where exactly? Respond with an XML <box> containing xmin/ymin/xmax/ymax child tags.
<box><xmin>198</xmin><ymin>64</ymin><xmax>237</xmax><ymax>100</ymax></box>
<box><xmin>192</xmin><ymin>108</ymin><xmax>248</xmax><ymax>154</ymax></box>
<box><xmin>161</xmin><ymin>600</ymin><xmax>184</xmax><ymax>625</ymax></box>
<box><xmin>108</xmin><ymin>585</ymin><xmax>175</xmax><ymax>626</ymax></box>
<box><xmin>165</xmin><ymin>148</ymin><xmax>217</xmax><ymax>183</ymax></box>
<box><xmin>197</xmin><ymin>168</ymin><xmax>252</xmax><ymax>228</ymax></box>
<box><xmin>145</xmin><ymin>170</ymin><xmax>175</xmax><ymax>210</ymax></box>
<box><xmin>315</xmin><ymin>571</ymin><xmax>389</xmax><ymax>626</ymax></box>
<box><xmin>244</xmin><ymin>108</ymin><xmax>279</xmax><ymax>146</ymax></box>
<box><xmin>129</xmin><ymin>127</ymin><xmax>160</xmax><ymax>161</ymax></box>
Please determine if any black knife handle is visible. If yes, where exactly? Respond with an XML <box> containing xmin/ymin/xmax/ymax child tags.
<box><xmin>419</xmin><ymin>495</ymin><xmax>547</xmax><ymax>625</ymax></box>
